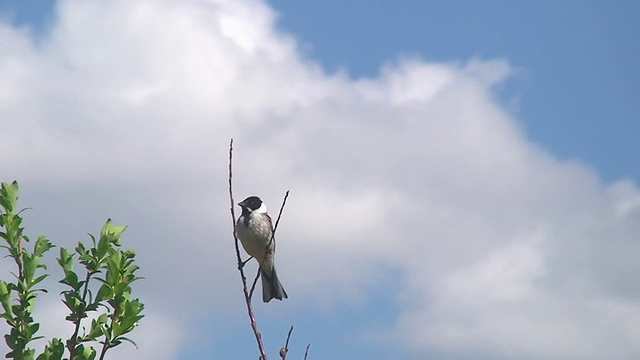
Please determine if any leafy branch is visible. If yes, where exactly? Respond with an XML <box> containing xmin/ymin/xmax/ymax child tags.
<box><xmin>0</xmin><ymin>181</ymin><xmax>144</xmax><ymax>360</ymax></box>
<box><xmin>0</xmin><ymin>181</ymin><xmax>53</xmax><ymax>359</ymax></box>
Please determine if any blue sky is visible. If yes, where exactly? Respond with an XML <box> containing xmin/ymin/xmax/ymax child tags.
<box><xmin>269</xmin><ymin>0</ymin><xmax>640</xmax><ymax>183</ymax></box>
<box><xmin>1</xmin><ymin>1</ymin><xmax>639</xmax><ymax>360</ymax></box>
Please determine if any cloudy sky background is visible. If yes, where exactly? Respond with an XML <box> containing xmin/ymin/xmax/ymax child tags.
<box><xmin>1</xmin><ymin>1</ymin><xmax>639</xmax><ymax>359</ymax></box>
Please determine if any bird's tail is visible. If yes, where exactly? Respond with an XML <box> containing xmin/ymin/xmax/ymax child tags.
<box><xmin>261</xmin><ymin>266</ymin><xmax>288</xmax><ymax>303</ymax></box>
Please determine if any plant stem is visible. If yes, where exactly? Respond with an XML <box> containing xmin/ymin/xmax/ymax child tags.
<box><xmin>67</xmin><ymin>270</ymin><xmax>92</xmax><ymax>358</ymax></box>
<box><xmin>228</xmin><ymin>139</ymin><xmax>269</xmax><ymax>360</ymax></box>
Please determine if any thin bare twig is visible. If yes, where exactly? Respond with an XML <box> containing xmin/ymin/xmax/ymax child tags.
<box><xmin>270</xmin><ymin>191</ymin><xmax>290</xmax><ymax>247</ymax></box>
<box><xmin>249</xmin><ymin>267</ymin><xmax>261</xmax><ymax>299</ymax></box>
<box><xmin>249</xmin><ymin>190</ymin><xmax>290</xmax><ymax>300</ymax></box>
<box><xmin>228</xmin><ymin>138</ymin><xmax>268</xmax><ymax>360</ymax></box>
<box><xmin>279</xmin><ymin>325</ymin><xmax>294</xmax><ymax>360</ymax></box>
<box><xmin>304</xmin><ymin>344</ymin><xmax>311</xmax><ymax>360</ymax></box>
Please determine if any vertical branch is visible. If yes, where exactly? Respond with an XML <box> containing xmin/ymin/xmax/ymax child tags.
<box><xmin>66</xmin><ymin>271</ymin><xmax>92</xmax><ymax>358</ymax></box>
<box><xmin>228</xmin><ymin>139</ymin><xmax>268</xmax><ymax>360</ymax></box>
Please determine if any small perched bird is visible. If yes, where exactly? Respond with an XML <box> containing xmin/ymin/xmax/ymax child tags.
<box><xmin>236</xmin><ymin>196</ymin><xmax>288</xmax><ymax>303</ymax></box>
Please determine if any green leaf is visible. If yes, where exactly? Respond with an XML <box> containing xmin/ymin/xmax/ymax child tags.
<box><xmin>80</xmin><ymin>344</ymin><xmax>97</xmax><ymax>360</ymax></box>
<box><xmin>23</xmin><ymin>254</ymin><xmax>39</xmax><ymax>285</ymax></box>
<box><xmin>96</xmin><ymin>238</ymin><xmax>110</xmax><ymax>262</ymax></box>
<box><xmin>112</xmin><ymin>336</ymin><xmax>138</xmax><ymax>349</ymax></box>
<box><xmin>57</xmin><ymin>248</ymin><xmax>74</xmax><ymax>271</ymax></box>
<box><xmin>27</xmin><ymin>323</ymin><xmax>40</xmax><ymax>337</ymax></box>
<box><xmin>94</xmin><ymin>284</ymin><xmax>112</xmax><ymax>303</ymax></box>
<box><xmin>33</xmin><ymin>236</ymin><xmax>54</xmax><ymax>257</ymax></box>
<box><xmin>60</xmin><ymin>270</ymin><xmax>80</xmax><ymax>290</ymax></box>
<box><xmin>31</xmin><ymin>274</ymin><xmax>49</xmax><ymax>287</ymax></box>
<box><xmin>61</xmin><ymin>291</ymin><xmax>85</xmax><ymax>315</ymax></box>
<box><xmin>101</xmin><ymin>219</ymin><xmax>127</xmax><ymax>246</ymax></box>
<box><xmin>76</xmin><ymin>241</ymin><xmax>88</xmax><ymax>255</ymax></box>
<box><xmin>0</xmin><ymin>181</ymin><xmax>19</xmax><ymax>213</ymax></box>
<box><xmin>112</xmin><ymin>299</ymin><xmax>144</xmax><ymax>340</ymax></box>
<box><xmin>4</xmin><ymin>333</ymin><xmax>16</xmax><ymax>350</ymax></box>
<box><xmin>36</xmin><ymin>338</ymin><xmax>64</xmax><ymax>360</ymax></box>
<box><xmin>0</xmin><ymin>280</ymin><xmax>13</xmax><ymax>316</ymax></box>
<box><xmin>84</xmin><ymin>313</ymin><xmax>108</xmax><ymax>341</ymax></box>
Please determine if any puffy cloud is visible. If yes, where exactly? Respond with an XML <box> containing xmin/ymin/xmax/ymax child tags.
<box><xmin>1</xmin><ymin>0</ymin><xmax>639</xmax><ymax>359</ymax></box>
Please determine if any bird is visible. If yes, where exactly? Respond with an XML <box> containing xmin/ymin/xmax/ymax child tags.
<box><xmin>236</xmin><ymin>195</ymin><xmax>288</xmax><ymax>302</ymax></box>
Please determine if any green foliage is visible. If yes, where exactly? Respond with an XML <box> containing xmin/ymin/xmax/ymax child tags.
<box><xmin>0</xmin><ymin>181</ymin><xmax>145</xmax><ymax>360</ymax></box>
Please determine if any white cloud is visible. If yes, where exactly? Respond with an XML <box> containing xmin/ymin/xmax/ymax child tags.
<box><xmin>1</xmin><ymin>0</ymin><xmax>639</xmax><ymax>359</ymax></box>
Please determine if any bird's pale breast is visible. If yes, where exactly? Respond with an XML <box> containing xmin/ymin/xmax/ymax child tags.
<box><xmin>236</xmin><ymin>213</ymin><xmax>274</xmax><ymax>264</ymax></box>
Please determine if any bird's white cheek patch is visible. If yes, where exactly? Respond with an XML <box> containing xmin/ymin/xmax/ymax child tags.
<box><xmin>255</xmin><ymin>202</ymin><xmax>268</xmax><ymax>214</ymax></box>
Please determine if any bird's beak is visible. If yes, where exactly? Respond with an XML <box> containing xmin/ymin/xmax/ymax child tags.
<box><xmin>237</xmin><ymin>201</ymin><xmax>243</xmax><ymax>207</ymax></box>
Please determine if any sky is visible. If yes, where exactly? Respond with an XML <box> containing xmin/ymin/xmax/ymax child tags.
<box><xmin>0</xmin><ymin>1</ymin><xmax>639</xmax><ymax>359</ymax></box>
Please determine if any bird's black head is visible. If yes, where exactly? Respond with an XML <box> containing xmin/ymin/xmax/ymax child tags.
<box><xmin>238</xmin><ymin>196</ymin><xmax>263</xmax><ymax>211</ymax></box>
